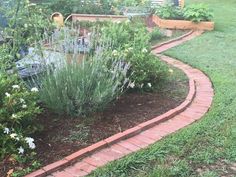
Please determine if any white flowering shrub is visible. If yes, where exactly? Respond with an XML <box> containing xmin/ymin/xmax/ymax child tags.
<box><xmin>0</xmin><ymin>126</ymin><xmax>36</xmax><ymax>157</ymax></box>
<box><xmin>0</xmin><ymin>73</ymin><xmax>41</xmax><ymax>159</ymax></box>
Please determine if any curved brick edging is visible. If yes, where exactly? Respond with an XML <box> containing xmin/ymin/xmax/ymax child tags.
<box><xmin>151</xmin><ymin>30</ymin><xmax>194</xmax><ymax>51</ymax></box>
<box><xmin>152</xmin><ymin>30</ymin><xmax>204</xmax><ymax>54</ymax></box>
<box><xmin>25</xmin><ymin>31</ymin><xmax>214</xmax><ymax>177</ymax></box>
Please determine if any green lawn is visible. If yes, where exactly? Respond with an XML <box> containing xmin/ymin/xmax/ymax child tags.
<box><xmin>88</xmin><ymin>0</ymin><xmax>236</xmax><ymax>176</ymax></box>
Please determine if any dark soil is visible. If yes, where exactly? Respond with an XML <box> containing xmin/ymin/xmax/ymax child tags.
<box><xmin>35</xmin><ymin>92</ymin><xmax>184</xmax><ymax>165</ymax></box>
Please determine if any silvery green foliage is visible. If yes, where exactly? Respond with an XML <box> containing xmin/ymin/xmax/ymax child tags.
<box><xmin>39</xmin><ymin>28</ymin><xmax>130</xmax><ymax>116</ymax></box>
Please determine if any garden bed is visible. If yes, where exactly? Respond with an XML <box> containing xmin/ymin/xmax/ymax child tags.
<box><xmin>35</xmin><ymin>64</ymin><xmax>188</xmax><ymax>165</ymax></box>
<box><xmin>68</xmin><ymin>14</ymin><xmax>128</xmax><ymax>23</ymax></box>
<box><xmin>152</xmin><ymin>15</ymin><xmax>214</xmax><ymax>31</ymax></box>
<box><xmin>0</xmin><ymin>65</ymin><xmax>189</xmax><ymax>177</ymax></box>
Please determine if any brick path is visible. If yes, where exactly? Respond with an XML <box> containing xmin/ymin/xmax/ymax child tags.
<box><xmin>26</xmin><ymin>30</ymin><xmax>214</xmax><ymax>177</ymax></box>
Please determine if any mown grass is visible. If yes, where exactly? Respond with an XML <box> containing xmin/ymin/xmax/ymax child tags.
<box><xmin>88</xmin><ymin>0</ymin><xmax>236</xmax><ymax>176</ymax></box>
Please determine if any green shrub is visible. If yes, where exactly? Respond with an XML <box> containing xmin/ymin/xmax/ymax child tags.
<box><xmin>39</xmin><ymin>55</ymin><xmax>130</xmax><ymax>116</ymax></box>
<box><xmin>0</xmin><ymin>0</ymin><xmax>53</xmax><ymax>61</ymax></box>
<box><xmin>37</xmin><ymin>29</ymin><xmax>130</xmax><ymax>116</ymax></box>
<box><xmin>0</xmin><ymin>73</ymin><xmax>41</xmax><ymax>159</ymax></box>
<box><xmin>155</xmin><ymin>3</ymin><xmax>213</xmax><ymax>22</ymax></box>
<box><xmin>125</xmin><ymin>49</ymin><xmax>167</xmax><ymax>90</ymax></box>
<box><xmin>37</xmin><ymin>0</ymin><xmax>151</xmax><ymax>16</ymax></box>
<box><xmin>0</xmin><ymin>45</ymin><xmax>14</xmax><ymax>70</ymax></box>
<box><xmin>150</xmin><ymin>27</ymin><xmax>164</xmax><ymax>42</ymax></box>
<box><xmin>41</xmin><ymin>0</ymin><xmax>115</xmax><ymax>17</ymax></box>
<box><xmin>113</xmin><ymin>0</ymin><xmax>150</xmax><ymax>7</ymax></box>
<box><xmin>183</xmin><ymin>3</ymin><xmax>213</xmax><ymax>22</ymax></box>
<box><xmin>100</xmin><ymin>21</ymin><xmax>167</xmax><ymax>90</ymax></box>
<box><xmin>155</xmin><ymin>4</ymin><xmax>184</xmax><ymax>20</ymax></box>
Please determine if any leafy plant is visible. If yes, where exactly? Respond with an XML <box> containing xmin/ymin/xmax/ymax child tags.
<box><xmin>113</xmin><ymin>0</ymin><xmax>150</xmax><ymax>7</ymax></box>
<box><xmin>155</xmin><ymin>3</ymin><xmax>213</xmax><ymax>22</ymax></box>
<box><xmin>40</xmin><ymin>0</ymin><xmax>115</xmax><ymax>17</ymax></box>
<box><xmin>99</xmin><ymin>20</ymin><xmax>167</xmax><ymax>90</ymax></box>
<box><xmin>0</xmin><ymin>72</ymin><xmax>41</xmax><ymax>159</ymax></box>
<box><xmin>0</xmin><ymin>45</ymin><xmax>14</xmax><ymax>70</ymax></box>
<box><xmin>0</xmin><ymin>0</ymin><xmax>53</xmax><ymax>62</ymax></box>
<box><xmin>183</xmin><ymin>3</ymin><xmax>213</xmax><ymax>22</ymax></box>
<box><xmin>150</xmin><ymin>27</ymin><xmax>164</xmax><ymax>42</ymax></box>
<box><xmin>155</xmin><ymin>4</ymin><xmax>184</xmax><ymax>20</ymax></box>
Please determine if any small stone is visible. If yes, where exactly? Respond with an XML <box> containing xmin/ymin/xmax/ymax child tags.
<box><xmin>160</xmin><ymin>29</ymin><xmax>173</xmax><ymax>37</ymax></box>
<box><xmin>196</xmin><ymin>168</ymin><xmax>203</xmax><ymax>173</ymax></box>
<box><xmin>230</xmin><ymin>165</ymin><xmax>236</xmax><ymax>171</ymax></box>
<box><xmin>231</xmin><ymin>162</ymin><xmax>236</xmax><ymax>167</ymax></box>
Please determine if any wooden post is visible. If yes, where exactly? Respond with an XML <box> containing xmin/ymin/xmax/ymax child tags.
<box><xmin>180</xmin><ymin>0</ymin><xmax>185</xmax><ymax>8</ymax></box>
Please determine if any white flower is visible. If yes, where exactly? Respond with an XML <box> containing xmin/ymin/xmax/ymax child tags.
<box><xmin>29</xmin><ymin>142</ymin><xmax>36</xmax><ymax>149</ymax></box>
<box><xmin>10</xmin><ymin>133</ymin><xmax>17</xmax><ymax>139</ymax></box>
<box><xmin>20</xmin><ymin>98</ymin><xmax>25</xmax><ymax>103</ymax></box>
<box><xmin>28</xmin><ymin>3</ymin><xmax>36</xmax><ymax>7</ymax></box>
<box><xmin>112</xmin><ymin>50</ymin><xmax>118</xmax><ymax>56</ymax></box>
<box><xmin>25</xmin><ymin>137</ymin><xmax>34</xmax><ymax>143</ymax></box>
<box><xmin>12</xmin><ymin>85</ymin><xmax>20</xmax><ymax>89</ymax></box>
<box><xmin>128</xmin><ymin>47</ymin><xmax>133</xmax><ymax>51</ymax></box>
<box><xmin>25</xmin><ymin>137</ymin><xmax>36</xmax><ymax>149</ymax></box>
<box><xmin>31</xmin><ymin>87</ymin><xmax>39</xmax><ymax>92</ymax></box>
<box><xmin>18</xmin><ymin>146</ymin><xmax>24</xmax><ymax>154</ymax></box>
<box><xmin>12</xmin><ymin>114</ymin><xmax>17</xmax><ymax>119</ymax></box>
<box><xmin>142</xmin><ymin>48</ymin><xmax>148</xmax><ymax>53</ymax></box>
<box><xmin>169</xmin><ymin>69</ymin><xmax>174</xmax><ymax>73</ymax></box>
<box><xmin>3</xmin><ymin>128</ymin><xmax>10</xmax><ymax>134</ymax></box>
<box><xmin>129</xmin><ymin>82</ymin><xmax>135</xmax><ymax>88</ymax></box>
<box><xmin>5</xmin><ymin>92</ymin><xmax>11</xmax><ymax>97</ymax></box>
<box><xmin>147</xmin><ymin>83</ymin><xmax>152</xmax><ymax>88</ymax></box>
<box><xmin>22</xmin><ymin>104</ymin><xmax>27</xmax><ymax>109</ymax></box>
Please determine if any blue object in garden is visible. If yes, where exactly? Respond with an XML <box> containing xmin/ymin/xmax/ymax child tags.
<box><xmin>0</xmin><ymin>13</ymin><xmax>7</xmax><ymax>44</ymax></box>
<box><xmin>122</xmin><ymin>6</ymin><xmax>151</xmax><ymax>17</ymax></box>
<box><xmin>15</xmin><ymin>47</ymin><xmax>65</xmax><ymax>78</ymax></box>
<box><xmin>19</xmin><ymin>45</ymin><xmax>29</xmax><ymax>58</ymax></box>
<box><xmin>0</xmin><ymin>13</ymin><xmax>8</xmax><ymax>28</ymax></box>
<box><xmin>173</xmin><ymin>0</ymin><xmax>179</xmax><ymax>6</ymax></box>
<box><xmin>15</xmin><ymin>37</ymin><xmax>91</xmax><ymax>79</ymax></box>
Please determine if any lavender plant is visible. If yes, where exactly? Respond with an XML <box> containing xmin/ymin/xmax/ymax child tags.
<box><xmin>38</xmin><ymin>29</ymin><xmax>131</xmax><ymax>117</ymax></box>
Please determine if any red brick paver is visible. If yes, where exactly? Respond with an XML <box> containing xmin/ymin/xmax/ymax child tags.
<box><xmin>26</xmin><ymin>30</ymin><xmax>213</xmax><ymax>177</ymax></box>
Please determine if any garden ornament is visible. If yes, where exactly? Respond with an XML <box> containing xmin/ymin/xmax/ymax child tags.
<box><xmin>51</xmin><ymin>12</ymin><xmax>64</xmax><ymax>28</ymax></box>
